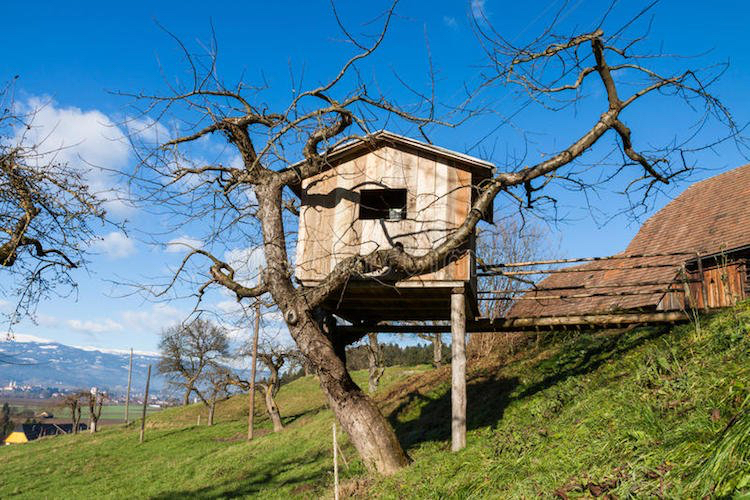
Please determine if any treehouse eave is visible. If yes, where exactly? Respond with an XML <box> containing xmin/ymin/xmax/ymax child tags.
<box><xmin>284</xmin><ymin>130</ymin><xmax>494</xmax><ymax>202</ymax></box>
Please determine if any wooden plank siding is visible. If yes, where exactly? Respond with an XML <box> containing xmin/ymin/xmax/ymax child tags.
<box><xmin>657</xmin><ymin>260</ymin><xmax>747</xmax><ymax>310</ymax></box>
<box><xmin>295</xmin><ymin>146</ymin><xmax>476</xmax><ymax>286</ymax></box>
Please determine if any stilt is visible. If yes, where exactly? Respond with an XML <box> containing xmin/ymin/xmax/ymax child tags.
<box><xmin>451</xmin><ymin>287</ymin><xmax>466</xmax><ymax>452</ymax></box>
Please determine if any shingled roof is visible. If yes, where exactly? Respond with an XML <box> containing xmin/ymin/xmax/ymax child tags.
<box><xmin>508</xmin><ymin>164</ymin><xmax>750</xmax><ymax>317</ymax></box>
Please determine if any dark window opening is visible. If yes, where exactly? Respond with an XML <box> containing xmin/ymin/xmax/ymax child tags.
<box><xmin>359</xmin><ymin>188</ymin><xmax>407</xmax><ymax>221</ymax></box>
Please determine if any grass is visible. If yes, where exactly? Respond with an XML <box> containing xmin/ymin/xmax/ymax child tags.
<box><xmin>1</xmin><ymin>305</ymin><xmax>748</xmax><ymax>498</ymax></box>
<box><xmin>7</xmin><ymin>403</ymin><xmax>161</xmax><ymax>421</ymax></box>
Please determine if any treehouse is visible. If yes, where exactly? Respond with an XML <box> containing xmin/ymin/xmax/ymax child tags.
<box><xmin>291</xmin><ymin>130</ymin><xmax>493</xmax><ymax>322</ymax></box>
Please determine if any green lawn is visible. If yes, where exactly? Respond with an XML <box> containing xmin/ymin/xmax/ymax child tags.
<box><xmin>8</xmin><ymin>403</ymin><xmax>161</xmax><ymax>422</ymax></box>
<box><xmin>1</xmin><ymin>305</ymin><xmax>748</xmax><ymax>498</ymax></box>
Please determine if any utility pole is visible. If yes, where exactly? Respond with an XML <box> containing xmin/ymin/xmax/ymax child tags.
<box><xmin>247</xmin><ymin>301</ymin><xmax>261</xmax><ymax>441</ymax></box>
<box><xmin>139</xmin><ymin>364</ymin><xmax>151</xmax><ymax>444</ymax></box>
<box><xmin>125</xmin><ymin>348</ymin><xmax>133</xmax><ymax>425</ymax></box>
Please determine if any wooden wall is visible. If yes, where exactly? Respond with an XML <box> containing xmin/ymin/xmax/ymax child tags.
<box><xmin>658</xmin><ymin>261</ymin><xmax>747</xmax><ymax>310</ymax></box>
<box><xmin>295</xmin><ymin>146</ymin><xmax>474</xmax><ymax>284</ymax></box>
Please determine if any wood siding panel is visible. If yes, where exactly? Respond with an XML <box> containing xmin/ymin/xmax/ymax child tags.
<box><xmin>295</xmin><ymin>146</ymin><xmax>477</xmax><ymax>286</ymax></box>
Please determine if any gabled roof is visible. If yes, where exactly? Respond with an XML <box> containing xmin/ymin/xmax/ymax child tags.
<box><xmin>13</xmin><ymin>423</ymin><xmax>87</xmax><ymax>441</ymax></box>
<box><xmin>508</xmin><ymin>163</ymin><xmax>750</xmax><ymax>317</ymax></box>
<box><xmin>285</xmin><ymin>130</ymin><xmax>494</xmax><ymax>197</ymax></box>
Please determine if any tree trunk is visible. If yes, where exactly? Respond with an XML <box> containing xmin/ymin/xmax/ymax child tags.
<box><xmin>263</xmin><ymin>386</ymin><xmax>284</xmax><ymax>432</ymax></box>
<box><xmin>433</xmin><ymin>334</ymin><xmax>443</xmax><ymax>368</ymax></box>
<box><xmin>257</xmin><ymin>184</ymin><xmax>409</xmax><ymax>475</ymax></box>
<box><xmin>367</xmin><ymin>332</ymin><xmax>385</xmax><ymax>394</ymax></box>
<box><xmin>183</xmin><ymin>388</ymin><xmax>191</xmax><ymax>406</ymax></box>
<box><xmin>208</xmin><ymin>402</ymin><xmax>215</xmax><ymax>426</ymax></box>
<box><xmin>295</xmin><ymin>311</ymin><xmax>408</xmax><ymax>474</ymax></box>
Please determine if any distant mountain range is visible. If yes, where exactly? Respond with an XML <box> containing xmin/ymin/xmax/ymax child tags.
<box><xmin>0</xmin><ymin>335</ymin><xmax>166</xmax><ymax>396</ymax></box>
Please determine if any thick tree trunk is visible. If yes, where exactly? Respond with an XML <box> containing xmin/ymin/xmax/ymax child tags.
<box><xmin>257</xmin><ymin>184</ymin><xmax>409</xmax><ymax>475</ymax></box>
<box><xmin>294</xmin><ymin>311</ymin><xmax>409</xmax><ymax>474</ymax></box>
<box><xmin>183</xmin><ymin>388</ymin><xmax>191</xmax><ymax>406</ymax></box>
<box><xmin>367</xmin><ymin>332</ymin><xmax>385</xmax><ymax>394</ymax></box>
<box><xmin>263</xmin><ymin>386</ymin><xmax>284</xmax><ymax>432</ymax></box>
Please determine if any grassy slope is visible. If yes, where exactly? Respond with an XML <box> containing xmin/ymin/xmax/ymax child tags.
<box><xmin>1</xmin><ymin>305</ymin><xmax>748</xmax><ymax>498</ymax></box>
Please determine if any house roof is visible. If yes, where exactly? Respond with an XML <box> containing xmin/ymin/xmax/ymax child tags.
<box><xmin>508</xmin><ymin>163</ymin><xmax>750</xmax><ymax>318</ymax></box>
<box><xmin>11</xmin><ymin>423</ymin><xmax>87</xmax><ymax>441</ymax></box>
<box><xmin>285</xmin><ymin>130</ymin><xmax>494</xmax><ymax>197</ymax></box>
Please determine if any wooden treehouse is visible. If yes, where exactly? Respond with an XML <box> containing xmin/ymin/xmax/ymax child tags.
<box><xmin>291</xmin><ymin>134</ymin><xmax>750</xmax><ymax>452</ymax></box>
<box><xmin>292</xmin><ymin>130</ymin><xmax>493</xmax><ymax>450</ymax></box>
<box><xmin>293</xmin><ymin>130</ymin><xmax>493</xmax><ymax>322</ymax></box>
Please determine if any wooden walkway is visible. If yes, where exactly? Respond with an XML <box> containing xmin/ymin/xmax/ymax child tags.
<box><xmin>335</xmin><ymin>310</ymin><xmax>690</xmax><ymax>335</ymax></box>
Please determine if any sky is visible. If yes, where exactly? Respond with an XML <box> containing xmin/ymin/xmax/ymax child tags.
<box><xmin>1</xmin><ymin>0</ymin><xmax>749</xmax><ymax>353</ymax></box>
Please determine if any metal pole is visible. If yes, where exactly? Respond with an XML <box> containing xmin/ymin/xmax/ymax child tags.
<box><xmin>139</xmin><ymin>364</ymin><xmax>151</xmax><ymax>444</ymax></box>
<box><xmin>125</xmin><ymin>348</ymin><xmax>133</xmax><ymax>425</ymax></box>
<box><xmin>247</xmin><ymin>301</ymin><xmax>261</xmax><ymax>441</ymax></box>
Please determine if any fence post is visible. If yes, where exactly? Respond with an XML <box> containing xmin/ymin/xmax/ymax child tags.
<box><xmin>248</xmin><ymin>301</ymin><xmax>261</xmax><ymax>441</ymax></box>
<box><xmin>139</xmin><ymin>364</ymin><xmax>151</xmax><ymax>444</ymax></box>
<box><xmin>125</xmin><ymin>348</ymin><xmax>133</xmax><ymax>425</ymax></box>
<box><xmin>333</xmin><ymin>422</ymin><xmax>339</xmax><ymax>500</ymax></box>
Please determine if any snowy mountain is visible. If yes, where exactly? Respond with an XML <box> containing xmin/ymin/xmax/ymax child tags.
<box><xmin>0</xmin><ymin>335</ymin><xmax>166</xmax><ymax>396</ymax></box>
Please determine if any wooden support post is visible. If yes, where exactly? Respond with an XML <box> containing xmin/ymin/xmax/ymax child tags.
<box><xmin>451</xmin><ymin>288</ymin><xmax>466</xmax><ymax>452</ymax></box>
<box><xmin>247</xmin><ymin>301</ymin><xmax>261</xmax><ymax>441</ymax></box>
<box><xmin>139</xmin><ymin>364</ymin><xmax>151</xmax><ymax>444</ymax></box>
<box><xmin>125</xmin><ymin>348</ymin><xmax>133</xmax><ymax>425</ymax></box>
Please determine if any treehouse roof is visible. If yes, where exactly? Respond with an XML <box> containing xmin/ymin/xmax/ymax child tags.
<box><xmin>285</xmin><ymin>130</ymin><xmax>494</xmax><ymax>197</ymax></box>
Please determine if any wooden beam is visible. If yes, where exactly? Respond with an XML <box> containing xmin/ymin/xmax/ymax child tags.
<box><xmin>334</xmin><ymin>310</ymin><xmax>690</xmax><ymax>334</ymax></box>
<box><xmin>450</xmin><ymin>289</ymin><xmax>466</xmax><ymax>452</ymax></box>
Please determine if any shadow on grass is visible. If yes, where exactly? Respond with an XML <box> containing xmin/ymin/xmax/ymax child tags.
<box><xmin>151</xmin><ymin>450</ymin><xmax>328</xmax><ymax>499</ymax></box>
<box><xmin>515</xmin><ymin>325</ymin><xmax>669</xmax><ymax>400</ymax></box>
<box><xmin>390</xmin><ymin>372</ymin><xmax>520</xmax><ymax>448</ymax></box>
<box><xmin>390</xmin><ymin>326</ymin><xmax>670</xmax><ymax>449</ymax></box>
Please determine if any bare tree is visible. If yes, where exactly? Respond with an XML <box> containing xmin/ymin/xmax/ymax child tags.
<box><xmin>87</xmin><ymin>387</ymin><xmax>107</xmax><ymax>433</ymax></box>
<box><xmin>157</xmin><ymin>318</ymin><xmax>229</xmax><ymax>405</ymax></box>
<box><xmin>128</xmin><ymin>4</ymin><xmax>739</xmax><ymax>474</ymax></box>
<box><xmin>63</xmin><ymin>392</ymin><xmax>85</xmax><ymax>434</ymax></box>
<box><xmin>366</xmin><ymin>333</ymin><xmax>385</xmax><ymax>394</ymax></box>
<box><xmin>471</xmin><ymin>217</ymin><xmax>557</xmax><ymax>358</ymax></box>
<box><xmin>0</xmin><ymin>80</ymin><xmax>111</xmax><ymax>325</ymax></box>
<box><xmin>194</xmin><ymin>363</ymin><xmax>233</xmax><ymax>426</ymax></box>
<box><xmin>256</xmin><ymin>348</ymin><xmax>290</xmax><ymax>432</ymax></box>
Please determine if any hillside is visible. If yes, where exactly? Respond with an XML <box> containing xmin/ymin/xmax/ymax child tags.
<box><xmin>0</xmin><ymin>305</ymin><xmax>748</xmax><ymax>498</ymax></box>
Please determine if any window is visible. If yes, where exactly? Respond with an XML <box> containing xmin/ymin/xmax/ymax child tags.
<box><xmin>359</xmin><ymin>188</ymin><xmax>407</xmax><ymax>221</ymax></box>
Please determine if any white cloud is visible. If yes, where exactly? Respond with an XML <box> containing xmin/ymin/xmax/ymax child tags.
<box><xmin>165</xmin><ymin>236</ymin><xmax>203</xmax><ymax>253</ymax></box>
<box><xmin>66</xmin><ymin>318</ymin><xmax>124</xmax><ymax>334</ymax></box>
<box><xmin>94</xmin><ymin>232</ymin><xmax>137</xmax><ymax>259</ymax></box>
<box><xmin>120</xmin><ymin>303</ymin><xmax>184</xmax><ymax>333</ymax></box>
<box><xmin>13</xmin><ymin>97</ymin><xmax>133</xmax><ymax>215</ymax></box>
<box><xmin>443</xmin><ymin>16</ymin><xmax>458</xmax><ymax>29</ymax></box>
<box><xmin>224</xmin><ymin>245</ymin><xmax>265</xmax><ymax>284</ymax></box>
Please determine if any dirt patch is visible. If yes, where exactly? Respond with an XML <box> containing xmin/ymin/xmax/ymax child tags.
<box><xmin>339</xmin><ymin>477</ymin><xmax>372</xmax><ymax>498</ymax></box>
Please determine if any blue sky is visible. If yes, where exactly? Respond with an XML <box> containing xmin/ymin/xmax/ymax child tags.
<box><xmin>1</xmin><ymin>0</ymin><xmax>749</xmax><ymax>352</ymax></box>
